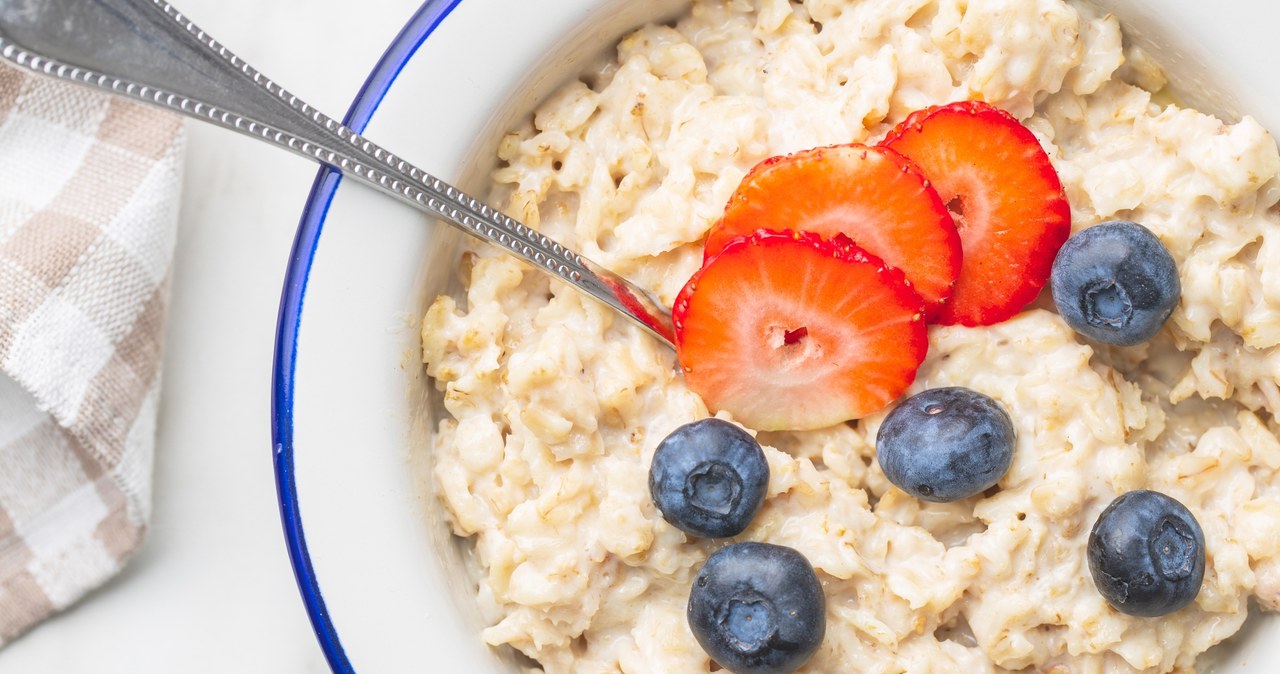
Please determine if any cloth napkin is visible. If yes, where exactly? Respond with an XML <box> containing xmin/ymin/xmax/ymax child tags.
<box><xmin>0</xmin><ymin>61</ymin><xmax>184</xmax><ymax>645</ymax></box>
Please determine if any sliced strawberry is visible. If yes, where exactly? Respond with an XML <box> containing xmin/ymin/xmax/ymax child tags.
<box><xmin>880</xmin><ymin>100</ymin><xmax>1071</xmax><ymax>327</ymax></box>
<box><xmin>673</xmin><ymin>230</ymin><xmax>928</xmax><ymax>431</ymax></box>
<box><xmin>704</xmin><ymin>144</ymin><xmax>961</xmax><ymax>320</ymax></box>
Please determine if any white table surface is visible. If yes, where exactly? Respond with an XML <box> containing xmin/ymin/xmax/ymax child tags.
<box><xmin>0</xmin><ymin>0</ymin><xmax>424</xmax><ymax>670</ymax></box>
<box><xmin>5</xmin><ymin>1</ymin><xmax>1280</xmax><ymax>672</ymax></box>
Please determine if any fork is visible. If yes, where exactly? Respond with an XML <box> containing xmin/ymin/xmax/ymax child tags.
<box><xmin>0</xmin><ymin>0</ymin><xmax>677</xmax><ymax>346</ymax></box>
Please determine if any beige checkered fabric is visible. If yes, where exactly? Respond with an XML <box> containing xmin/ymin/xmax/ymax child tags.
<box><xmin>0</xmin><ymin>61</ymin><xmax>184</xmax><ymax>645</ymax></box>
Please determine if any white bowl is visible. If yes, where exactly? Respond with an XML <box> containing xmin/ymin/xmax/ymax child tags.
<box><xmin>274</xmin><ymin>0</ymin><xmax>1280</xmax><ymax>671</ymax></box>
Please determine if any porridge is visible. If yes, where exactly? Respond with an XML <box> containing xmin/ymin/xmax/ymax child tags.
<box><xmin>420</xmin><ymin>0</ymin><xmax>1280</xmax><ymax>672</ymax></box>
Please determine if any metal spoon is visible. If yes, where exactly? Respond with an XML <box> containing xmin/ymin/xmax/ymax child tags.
<box><xmin>0</xmin><ymin>0</ymin><xmax>676</xmax><ymax>346</ymax></box>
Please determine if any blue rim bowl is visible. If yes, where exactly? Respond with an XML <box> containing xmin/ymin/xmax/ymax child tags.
<box><xmin>270</xmin><ymin>2</ymin><xmax>461</xmax><ymax>671</ymax></box>
<box><xmin>269</xmin><ymin>0</ymin><xmax>1280</xmax><ymax>672</ymax></box>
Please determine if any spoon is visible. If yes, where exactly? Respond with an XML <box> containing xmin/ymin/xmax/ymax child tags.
<box><xmin>0</xmin><ymin>0</ymin><xmax>677</xmax><ymax>346</ymax></box>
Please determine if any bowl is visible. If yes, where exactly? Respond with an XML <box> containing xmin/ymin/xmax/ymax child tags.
<box><xmin>273</xmin><ymin>0</ymin><xmax>1280</xmax><ymax>671</ymax></box>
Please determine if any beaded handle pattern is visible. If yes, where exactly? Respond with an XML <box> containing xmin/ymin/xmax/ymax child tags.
<box><xmin>0</xmin><ymin>0</ymin><xmax>675</xmax><ymax>345</ymax></box>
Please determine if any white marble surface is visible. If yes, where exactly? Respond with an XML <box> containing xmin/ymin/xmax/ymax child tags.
<box><xmin>0</xmin><ymin>0</ymin><xmax>423</xmax><ymax>670</ymax></box>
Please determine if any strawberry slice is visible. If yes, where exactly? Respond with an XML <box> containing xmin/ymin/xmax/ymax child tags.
<box><xmin>881</xmin><ymin>100</ymin><xmax>1071</xmax><ymax>327</ymax></box>
<box><xmin>704</xmin><ymin>144</ymin><xmax>961</xmax><ymax>320</ymax></box>
<box><xmin>674</xmin><ymin>230</ymin><xmax>928</xmax><ymax>431</ymax></box>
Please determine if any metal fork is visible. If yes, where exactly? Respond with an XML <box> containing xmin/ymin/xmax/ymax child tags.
<box><xmin>0</xmin><ymin>0</ymin><xmax>676</xmax><ymax>346</ymax></box>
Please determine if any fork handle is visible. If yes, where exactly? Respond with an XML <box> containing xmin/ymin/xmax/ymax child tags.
<box><xmin>0</xmin><ymin>0</ymin><xmax>676</xmax><ymax>345</ymax></box>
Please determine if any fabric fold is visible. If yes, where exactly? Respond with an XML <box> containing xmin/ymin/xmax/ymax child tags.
<box><xmin>0</xmin><ymin>61</ymin><xmax>184</xmax><ymax>646</ymax></box>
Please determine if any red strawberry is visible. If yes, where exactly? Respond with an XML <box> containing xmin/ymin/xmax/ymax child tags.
<box><xmin>704</xmin><ymin>144</ymin><xmax>961</xmax><ymax>320</ymax></box>
<box><xmin>674</xmin><ymin>230</ymin><xmax>927</xmax><ymax>431</ymax></box>
<box><xmin>880</xmin><ymin>100</ymin><xmax>1071</xmax><ymax>326</ymax></box>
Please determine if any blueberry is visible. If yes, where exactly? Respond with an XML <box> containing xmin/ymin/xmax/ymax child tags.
<box><xmin>649</xmin><ymin>418</ymin><xmax>769</xmax><ymax>538</ymax></box>
<box><xmin>1050</xmin><ymin>220</ymin><xmax>1180</xmax><ymax>346</ymax></box>
<box><xmin>1087</xmin><ymin>489</ymin><xmax>1205</xmax><ymax>617</ymax></box>
<box><xmin>875</xmin><ymin>387</ymin><xmax>1016</xmax><ymax>503</ymax></box>
<box><xmin>687</xmin><ymin>542</ymin><xmax>825</xmax><ymax>673</ymax></box>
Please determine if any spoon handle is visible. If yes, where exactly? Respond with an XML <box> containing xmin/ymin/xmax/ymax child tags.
<box><xmin>0</xmin><ymin>0</ymin><xmax>675</xmax><ymax>346</ymax></box>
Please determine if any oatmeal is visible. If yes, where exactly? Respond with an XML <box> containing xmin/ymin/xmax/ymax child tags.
<box><xmin>421</xmin><ymin>0</ymin><xmax>1280</xmax><ymax>671</ymax></box>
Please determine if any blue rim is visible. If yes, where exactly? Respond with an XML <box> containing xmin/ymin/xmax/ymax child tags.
<box><xmin>270</xmin><ymin>1</ymin><xmax>463</xmax><ymax>671</ymax></box>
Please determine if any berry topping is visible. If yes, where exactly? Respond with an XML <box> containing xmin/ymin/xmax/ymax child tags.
<box><xmin>673</xmin><ymin>230</ymin><xmax>928</xmax><ymax>431</ymax></box>
<box><xmin>1087</xmin><ymin>490</ymin><xmax>1206</xmax><ymax>617</ymax></box>
<box><xmin>881</xmin><ymin>100</ymin><xmax>1071</xmax><ymax>327</ymax></box>
<box><xmin>1050</xmin><ymin>220</ymin><xmax>1181</xmax><ymax>346</ymax></box>
<box><xmin>648</xmin><ymin>418</ymin><xmax>769</xmax><ymax>538</ymax></box>
<box><xmin>687</xmin><ymin>542</ymin><xmax>826</xmax><ymax>674</ymax></box>
<box><xmin>704</xmin><ymin>144</ymin><xmax>961</xmax><ymax>319</ymax></box>
<box><xmin>875</xmin><ymin>387</ymin><xmax>1016</xmax><ymax>502</ymax></box>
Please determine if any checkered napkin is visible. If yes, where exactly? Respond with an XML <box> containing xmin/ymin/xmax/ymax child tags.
<box><xmin>0</xmin><ymin>62</ymin><xmax>184</xmax><ymax>645</ymax></box>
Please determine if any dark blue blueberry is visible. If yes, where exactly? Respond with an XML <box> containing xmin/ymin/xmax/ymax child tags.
<box><xmin>649</xmin><ymin>418</ymin><xmax>768</xmax><ymax>538</ymax></box>
<box><xmin>1050</xmin><ymin>220</ymin><xmax>1181</xmax><ymax>346</ymax></box>
<box><xmin>1087</xmin><ymin>489</ymin><xmax>1205</xmax><ymax>617</ymax></box>
<box><xmin>876</xmin><ymin>387</ymin><xmax>1016</xmax><ymax>503</ymax></box>
<box><xmin>687</xmin><ymin>542</ymin><xmax>825</xmax><ymax>674</ymax></box>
